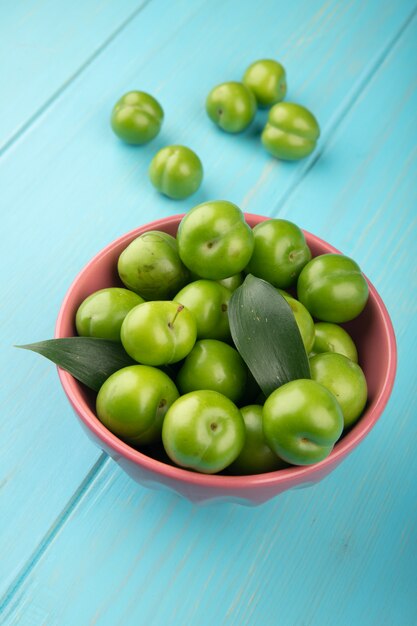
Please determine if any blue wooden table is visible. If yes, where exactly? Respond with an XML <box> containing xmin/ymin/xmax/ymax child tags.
<box><xmin>1</xmin><ymin>1</ymin><xmax>416</xmax><ymax>624</ymax></box>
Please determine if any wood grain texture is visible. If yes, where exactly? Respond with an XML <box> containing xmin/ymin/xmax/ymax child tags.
<box><xmin>0</xmin><ymin>0</ymin><xmax>208</xmax><ymax>601</ymax></box>
<box><xmin>1</xmin><ymin>0</ymin><xmax>417</xmax><ymax>624</ymax></box>
<box><xmin>0</xmin><ymin>0</ymin><xmax>148</xmax><ymax>152</ymax></box>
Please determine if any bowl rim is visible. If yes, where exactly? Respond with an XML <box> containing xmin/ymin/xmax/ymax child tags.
<box><xmin>56</xmin><ymin>212</ymin><xmax>397</xmax><ymax>490</ymax></box>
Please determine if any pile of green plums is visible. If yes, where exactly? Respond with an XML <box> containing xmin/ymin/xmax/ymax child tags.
<box><xmin>109</xmin><ymin>59</ymin><xmax>320</xmax><ymax>206</ymax></box>
<box><xmin>76</xmin><ymin>201</ymin><xmax>369</xmax><ymax>474</ymax></box>
<box><xmin>206</xmin><ymin>59</ymin><xmax>320</xmax><ymax>160</ymax></box>
<box><xmin>111</xmin><ymin>90</ymin><xmax>203</xmax><ymax>200</ymax></box>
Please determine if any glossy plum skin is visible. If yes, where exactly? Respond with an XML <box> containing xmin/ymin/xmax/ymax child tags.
<box><xmin>261</xmin><ymin>102</ymin><xmax>320</xmax><ymax>160</ymax></box>
<box><xmin>174</xmin><ymin>280</ymin><xmax>231</xmax><ymax>341</ymax></box>
<box><xmin>177</xmin><ymin>201</ymin><xmax>254</xmax><ymax>280</ymax></box>
<box><xmin>297</xmin><ymin>254</ymin><xmax>369</xmax><ymax>323</ymax></box>
<box><xmin>263</xmin><ymin>379</ymin><xmax>344</xmax><ymax>465</ymax></box>
<box><xmin>228</xmin><ymin>405</ymin><xmax>287</xmax><ymax>475</ymax></box>
<box><xmin>312</xmin><ymin>322</ymin><xmax>358</xmax><ymax>362</ymax></box>
<box><xmin>110</xmin><ymin>91</ymin><xmax>163</xmax><ymax>145</ymax></box>
<box><xmin>121</xmin><ymin>301</ymin><xmax>197</xmax><ymax>366</ymax></box>
<box><xmin>243</xmin><ymin>59</ymin><xmax>287</xmax><ymax>107</ymax></box>
<box><xmin>217</xmin><ymin>273</ymin><xmax>243</xmax><ymax>292</ymax></box>
<box><xmin>176</xmin><ymin>339</ymin><xmax>248</xmax><ymax>403</ymax></box>
<box><xmin>117</xmin><ymin>230</ymin><xmax>190</xmax><ymax>301</ymax></box>
<box><xmin>149</xmin><ymin>145</ymin><xmax>203</xmax><ymax>199</ymax></box>
<box><xmin>310</xmin><ymin>353</ymin><xmax>367</xmax><ymax>428</ymax></box>
<box><xmin>162</xmin><ymin>390</ymin><xmax>246</xmax><ymax>474</ymax></box>
<box><xmin>75</xmin><ymin>287</ymin><xmax>144</xmax><ymax>341</ymax></box>
<box><xmin>96</xmin><ymin>365</ymin><xmax>179</xmax><ymax>446</ymax></box>
<box><xmin>206</xmin><ymin>82</ymin><xmax>256</xmax><ymax>133</ymax></box>
<box><xmin>246</xmin><ymin>219</ymin><xmax>311</xmax><ymax>289</ymax></box>
<box><xmin>277</xmin><ymin>289</ymin><xmax>315</xmax><ymax>354</ymax></box>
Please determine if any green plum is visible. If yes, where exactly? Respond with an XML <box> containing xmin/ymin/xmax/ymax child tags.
<box><xmin>312</xmin><ymin>322</ymin><xmax>358</xmax><ymax>362</ymax></box>
<box><xmin>111</xmin><ymin>91</ymin><xmax>163</xmax><ymax>145</ymax></box>
<box><xmin>217</xmin><ymin>273</ymin><xmax>243</xmax><ymax>292</ymax></box>
<box><xmin>228</xmin><ymin>405</ymin><xmax>287</xmax><ymax>474</ymax></box>
<box><xmin>310</xmin><ymin>352</ymin><xmax>367</xmax><ymax>428</ymax></box>
<box><xmin>96</xmin><ymin>365</ymin><xmax>179</xmax><ymax>445</ymax></box>
<box><xmin>162</xmin><ymin>390</ymin><xmax>245</xmax><ymax>473</ymax></box>
<box><xmin>75</xmin><ymin>288</ymin><xmax>144</xmax><ymax>341</ymax></box>
<box><xmin>176</xmin><ymin>339</ymin><xmax>247</xmax><ymax>403</ymax></box>
<box><xmin>277</xmin><ymin>289</ymin><xmax>315</xmax><ymax>353</ymax></box>
<box><xmin>261</xmin><ymin>102</ymin><xmax>320</xmax><ymax>160</ymax></box>
<box><xmin>297</xmin><ymin>254</ymin><xmax>369</xmax><ymax>323</ymax></box>
<box><xmin>118</xmin><ymin>230</ymin><xmax>189</xmax><ymax>300</ymax></box>
<box><xmin>121</xmin><ymin>301</ymin><xmax>197</xmax><ymax>365</ymax></box>
<box><xmin>246</xmin><ymin>219</ymin><xmax>311</xmax><ymax>288</ymax></box>
<box><xmin>177</xmin><ymin>200</ymin><xmax>254</xmax><ymax>279</ymax></box>
<box><xmin>149</xmin><ymin>145</ymin><xmax>203</xmax><ymax>200</ymax></box>
<box><xmin>263</xmin><ymin>379</ymin><xmax>344</xmax><ymax>465</ymax></box>
<box><xmin>243</xmin><ymin>59</ymin><xmax>287</xmax><ymax>107</ymax></box>
<box><xmin>206</xmin><ymin>81</ymin><xmax>256</xmax><ymax>133</ymax></box>
<box><xmin>174</xmin><ymin>280</ymin><xmax>231</xmax><ymax>341</ymax></box>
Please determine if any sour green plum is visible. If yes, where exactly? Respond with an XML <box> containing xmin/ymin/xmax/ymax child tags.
<box><xmin>111</xmin><ymin>91</ymin><xmax>163</xmax><ymax>144</ymax></box>
<box><xmin>206</xmin><ymin>82</ymin><xmax>256</xmax><ymax>133</ymax></box>
<box><xmin>277</xmin><ymin>289</ymin><xmax>315</xmax><ymax>353</ymax></box>
<box><xmin>96</xmin><ymin>365</ymin><xmax>179</xmax><ymax>445</ymax></box>
<box><xmin>121</xmin><ymin>301</ymin><xmax>197</xmax><ymax>366</ymax></box>
<box><xmin>243</xmin><ymin>59</ymin><xmax>287</xmax><ymax>107</ymax></box>
<box><xmin>174</xmin><ymin>280</ymin><xmax>231</xmax><ymax>341</ymax></box>
<box><xmin>297</xmin><ymin>254</ymin><xmax>369</xmax><ymax>323</ymax></box>
<box><xmin>177</xmin><ymin>200</ymin><xmax>254</xmax><ymax>280</ymax></box>
<box><xmin>76</xmin><ymin>288</ymin><xmax>144</xmax><ymax>341</ymax></box>
<box><xmin>262</xmin><ymin>102</ymin><xmax>320</xmax><ymax>160</ymax></box>
<box><xmin>118</xmin><ymin>230</ymin><xmax>189</xmax><ymax>300</ymax></box>
<box><xmin>162</xmin><ymin>390</ymin><xmax>245</xmax><ymax>473</ymax></box>
<box><xmin>228</xmin><ymin>405</ymin><xmax>287</xmax><ymax>474</ymax></box>
<box><xmin>217</xmin><ymin>273</ymin><xmax>243</xmax><ymax>292</ymax></box>
<box><xmin>177</xmin><ymin>339</ymin><xmax>247</xmax><ymax>403</ymax></box>
<box><xmin>149</xmin><ymin>145</ymin><xmax>203</xmax><ymax>200</ymax></box>
<box><xmin>312</xmin><ymin>322</ymin><xmax>358</xmax><ymax>362</ymax></box>
<box><xmin>246</xmin><ymin>219</ymin><xmax>311</xmax><ymax>288</ymax></box>
<box><xmin>263</xmin><ymin>379</ymin><xmax>344</xmax><ymax>465</ymax></box>
<box><xmin>310</xmin><ymin>352</ymin><xmax>367</xmax><ymax>428</ymax></box>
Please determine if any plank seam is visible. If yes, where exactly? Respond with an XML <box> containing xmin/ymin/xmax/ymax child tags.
<box><xmin>0</xmin><ymin>453</ymin><xmax>109</xmax><ymax>617</ymax></box>
<box><xmin>274</xmin><ymin>3</ymin><xmax>417</xmax><ymax>214</ymax></box>
<box><xmin>0</xmin><ymin>0</ymin><xmax>153</xmax><ymax>157</ymax></box>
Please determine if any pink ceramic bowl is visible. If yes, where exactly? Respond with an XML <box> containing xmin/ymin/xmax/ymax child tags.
<box><xmin>56</xmin><ymin>214</ymin><xmax>397</xmax><ymax>505</ymax></box>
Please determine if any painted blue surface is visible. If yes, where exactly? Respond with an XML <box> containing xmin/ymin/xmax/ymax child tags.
<box><xmin>1</xmin><ymin>0</ymin><xmax>416</xmax><ymax>624</ymax></box>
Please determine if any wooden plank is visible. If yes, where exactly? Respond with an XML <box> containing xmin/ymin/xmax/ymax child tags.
<box><xmin>1</xmin><ymin>1</ymin><xmax>416</xmax><ymax>624</ymax></box>
<box><xmin>0</xmin><ymin>0</ymin><xmax>147</xmax><ymax>151</ymax></box>
<box><xmin>0</xmin><ymin>0</ymin><xmax>209</xmax><ymax>601</ymax></box>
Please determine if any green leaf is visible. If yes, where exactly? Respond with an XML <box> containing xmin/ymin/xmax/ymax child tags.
<box><xmin>229</xmin><ymin>274</ymin><xmax>310</xmax><ymax>397</ymax></box>
<box><xmin>16</xmin><ymin>337</ymin><xmax>136</xmax><ymax>392</ymax></box>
